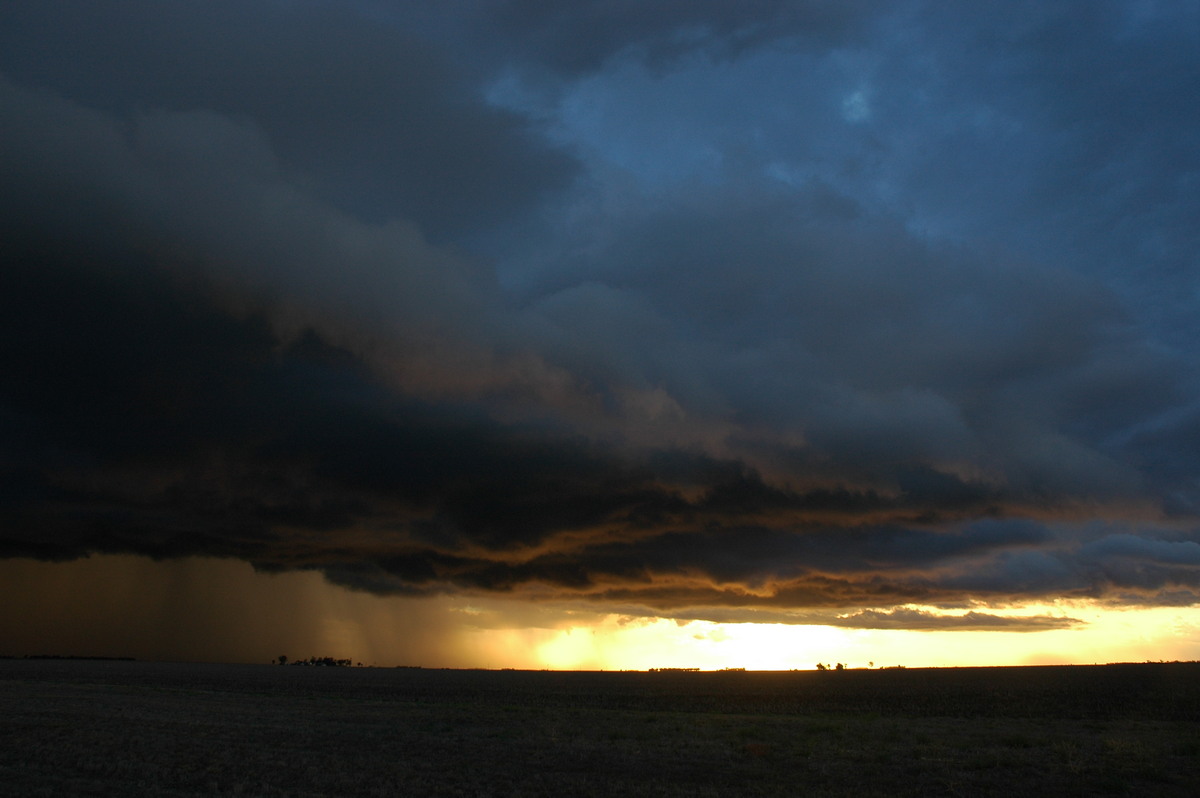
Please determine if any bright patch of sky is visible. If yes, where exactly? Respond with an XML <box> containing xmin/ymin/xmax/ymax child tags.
<box><xmin>840</xmin><ymin>88</ymin><xmax>870</xmax><ymax>122</ymax></box>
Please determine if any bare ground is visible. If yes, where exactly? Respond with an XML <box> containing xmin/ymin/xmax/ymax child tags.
<box><xmin>1</xmin><ymin>660</ymin><xmax>1198</xmax><ymax>796</ymax></box>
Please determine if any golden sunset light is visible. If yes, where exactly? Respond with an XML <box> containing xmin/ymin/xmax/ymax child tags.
<box><xmin>4</xmin><ymin>555</ymin><xmax>1197</xmax><ymax>672</ymax></box>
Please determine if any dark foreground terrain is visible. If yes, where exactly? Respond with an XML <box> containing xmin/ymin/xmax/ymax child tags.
<box><xmin>2</xmin><ymin>660</ymin><xmax>1198</xmax><ymax>796</ymax></box>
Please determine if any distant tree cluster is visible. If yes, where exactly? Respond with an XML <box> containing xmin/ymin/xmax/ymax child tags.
<box><xmin>648</xmin><ymin>667</ymin><xmax>700</xmax><ymax>672</ymax></box>
<box><xmin>815</xmin><ymin>663</ymin><xmax>847</xmax><ymax>671</ymax></box>
<box><xmin>274</xmin><ymin>655</ymin><xmax>360</xmax><ymax>667</ymax></box>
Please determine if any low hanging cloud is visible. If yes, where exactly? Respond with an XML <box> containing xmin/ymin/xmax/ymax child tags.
<box><xmin>650</xmin><ymin>606</ymin><xmax>1083</xmax><ymax>632</ymax></box>
<box><xmin>3</xmin><ymin>1</ymin><xmax>1200</xmax><ymax>630</ymax></box>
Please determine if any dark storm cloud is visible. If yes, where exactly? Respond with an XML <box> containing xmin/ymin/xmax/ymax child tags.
<box><xmin>0</xmin><ymin>247</ymin><xmax>1024</xmax><ymax>571</ymax></box>
<box><xmin>523</xmin><ymin>179</ymin><xmax>1180</xmax><ymax>509</ymax></box>
<box><xmin>0</xmin><ymin>251</ymin><xmax>656</xmax><ymax>564</ymax></box>
<box><xmin>7</xmin><ymin>251</ymin><xmax>1182</xmax><ymax>609</ymax></box>
<box><xmin>0</xmin><ymin>0</ymin><xmax>577</xmax><ymax>239</ymax></box>
<box><xmin>2</xmin><ymin>1</ymin><xmax>1200</xmax><ymax>626</ymax></box>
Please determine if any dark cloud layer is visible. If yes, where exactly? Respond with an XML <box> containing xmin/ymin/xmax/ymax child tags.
<box><xmin>3</xmin><ymin>1</ymin><xmax>1200</xmax><ymax>627</ymax></box>
<box><xmin>0</xmin><ymin>0</ymin><xmax>577</xmax><ymax>239</ymax></box>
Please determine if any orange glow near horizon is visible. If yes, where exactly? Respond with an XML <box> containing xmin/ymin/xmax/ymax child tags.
<box><xmin>1</xmin><ymin>555</ymin><xmax>1198</xmax><ymax>670</ymax></box>
<box><xmin>509</xmin><ymin>607</ymin><xmax>1200</xmax><ymax>671</ymax></box>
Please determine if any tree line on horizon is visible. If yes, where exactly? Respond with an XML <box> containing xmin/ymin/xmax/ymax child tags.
<box><xmin>273</xmin><ymin>655</ymin><xmax>361</xmax><ymax>667</ymax></box>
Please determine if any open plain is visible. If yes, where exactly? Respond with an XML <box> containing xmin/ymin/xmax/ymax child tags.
<box><xmin>1</xmin><ymin>659</ymin><xmax>1197</xmax><ymax>796</ymax></box>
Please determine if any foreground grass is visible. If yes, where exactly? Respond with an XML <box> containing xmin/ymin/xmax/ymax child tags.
<box><xmin>1</xmin><ymin>661</ymin><xmax>1198</xmax><ymax>796</ymax></box>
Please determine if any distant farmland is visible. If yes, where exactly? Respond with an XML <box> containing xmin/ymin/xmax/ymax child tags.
<box><xmin>2</xmin><ymin>660</ymin><xmax>1198</xmax><ymax>796</ymax></box>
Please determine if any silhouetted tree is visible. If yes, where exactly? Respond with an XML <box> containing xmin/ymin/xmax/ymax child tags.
<box><xmin>277</xmin><ymin>655</ymin><xmax>288</xmax><ymax>666</ymax></box>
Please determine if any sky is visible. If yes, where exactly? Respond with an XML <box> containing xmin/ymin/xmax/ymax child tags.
<box><xmin>2</xmin><ymin>0</ymin><xmax>1200</xmax><ymax>669</ymax></box>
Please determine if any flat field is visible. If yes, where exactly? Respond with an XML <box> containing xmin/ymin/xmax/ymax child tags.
<box><xmin>1</xmin><ymin>659</ymin><xmax>1198</xmax><ymax>796</ymax></box>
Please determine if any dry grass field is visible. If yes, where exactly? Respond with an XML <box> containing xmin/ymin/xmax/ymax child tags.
<box><xmin>2</xmin><ymin>659</ymin><xmax>1198</xmax><ymax>796</ymax></box>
